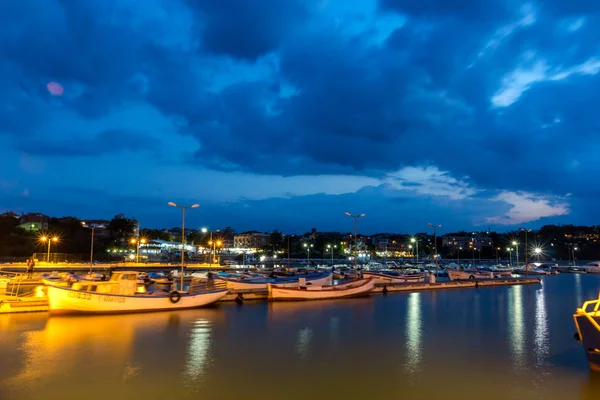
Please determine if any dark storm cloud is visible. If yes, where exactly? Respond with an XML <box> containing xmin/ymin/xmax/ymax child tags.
<box><xmin>188</xmin><ymin>0</ymin><xmax>311</xmax><ymax>61</ymax></box>
<box><xmin>15</xmin><ymin>130</ymin><xmax>159</xmax><ymax>157</ymax></box>
<box><xmin>2</xmin><ymin>0</ymin><xmax>600</xmax><ymax>227</ymax></box>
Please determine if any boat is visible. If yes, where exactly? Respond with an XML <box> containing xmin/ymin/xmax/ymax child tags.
<box><xmin>46</xmin><ymin>271</ymin><xmax>228</xmax><ymax>314</ymax></box>
<box><xmin>216</xmin><ymin>271</ymin><xmax>332</xmax><ymax>291</ymax></box>
<box><xmin>362</xmin><ymin>270</ymin><xmax>425</xmax><ymax>283</ymax></box>
<box><xmin>268</xmin><ymin>278</ymin><xmax>375</xmax><ymax>301</ymax></box>
<box><xmin>536</xmin><ymin>263</ymin><xmax>561</xmax><ymax>275</ymax></box>
<box><xmin>582</xmin><ymin>262</ymin><xmax>600</xmax><ymax>274</ymax></box>
<box><xmin>513</xmin><ymin>264</ymin><xmax>550</xmax><ymax>275</ymax></box>
<box><xmin>573</xmin><ymin>293</ymin><xmax>600</xmax><ymax>372</ymax></box>
<box><xmin>447</xmin><ymin>269</ymin><xmax>496</xmax><ymax>281</ymax></box>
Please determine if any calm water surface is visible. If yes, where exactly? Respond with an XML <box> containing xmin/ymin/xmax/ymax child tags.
<box><xmin>1</xmin><ymin>274</ymin><xmax>600</xmax><ymax>400</ymax></box>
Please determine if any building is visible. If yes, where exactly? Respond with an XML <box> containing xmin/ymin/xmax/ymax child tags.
<box><xmin>139</xmin><ymin>240</ymin><xmax>198</xmax><ymax>256</ymax></box>
<box><xmin>442</xmin><ymin>233</ymin><xmax>493</xmax><ymax>249</ymax></box>
<box><xmin>234</xmin><ymin>232</ymin><xmax>270</xmax><ymax>249</ymax></box>
<box><xmin>18</xmin><ymin>213</ymin><xmax>48</xmax><ymax>232</ymax></box>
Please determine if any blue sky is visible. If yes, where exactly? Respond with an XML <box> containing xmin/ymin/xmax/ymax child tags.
<box><xmin>0</xmin><ymin>0</ymin><xmax>598</xmax><ymax>233</ymax></box>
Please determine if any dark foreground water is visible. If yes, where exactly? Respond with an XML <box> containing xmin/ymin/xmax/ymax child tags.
<box><xmin>1</xmin><ymin>275</ymin><xmax>600</xmax><ymax>400</ymax></box>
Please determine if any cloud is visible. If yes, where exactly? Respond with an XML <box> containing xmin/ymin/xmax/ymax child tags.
<box><xmin>486</xmin><ymin>191</ymin><xmax>570</xmax><ymax>225</ymax></box>
<box><xmin>0</xmin><ymin>0</ymin><xmax>599</xmax><ymax>231</ymax></box>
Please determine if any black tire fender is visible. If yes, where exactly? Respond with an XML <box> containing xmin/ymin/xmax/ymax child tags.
<box><xmin>169</xmin><ymin>291</ymin><xmax>181</xmax><ymax>304</ymax></box>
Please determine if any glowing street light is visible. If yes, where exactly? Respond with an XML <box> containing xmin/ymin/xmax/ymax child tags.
<box><xmin>512</xmin><ymin>241</ymin><xmax>519</xmax><ymax>266</ymax></box>
<box><xmin>410</xmin><ymin>237</ymin><xmax>419</xmax><ymax>263</ymax></box>
<box><xmin>327</xmin><ymin>244</ymin><xmax>336</xmax><ymax>264</ymax></box>
<box><xmin>40</xmin><ymin>235</ymin><xmax>59</xmax><ymax>263</ymax></box>
<box><xmin>168</xmin><ymin>201</ymin><xmax>200</xmax><ymax>290</ymax></box>
<box><xmin>533</xmin><ymin>247</ymin><xmax>542</xmax><ymax>259</ymax></box>
<box><xmin>345</xmin><ymin>212</ymin><xmax>365</xmax><ymax>268</ymax></box>
<box><xmin>130</xmin><ymin>237</ymin><xmax>147</xmax><ymax>263</ymax></box>
<box><xmin>303</xmin><ymin>243</ymin><xmax>314</xmax><ymax>263</ymax></box>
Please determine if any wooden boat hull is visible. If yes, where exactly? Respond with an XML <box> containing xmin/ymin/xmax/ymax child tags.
<box><xmin>268</xmin><ymin>278</ymin><xmax>375</xmax><ymax>301</ymax></box>
<box><xmin>574</xmin><ymin>302</ymin><xmax>600</xmax><ymax>372</ymax></box>
<box><xmin>362</xmin><ymin>271</ymin><xmax>425</xmax><ymax>283</ymax></box>
<box><xmin>47</xmin><ymin>285</ymin><xmax>228</xmax><ymax>314</ymax></box>
<box><xmin>447</xmin><ymin>270</ymin><xmax>494</xmax><ymax>281</ymax></box>
<box><xmin>219</xmin><ymin>273</ymin><xmax>332</xmax><ymax>291</ymax></box>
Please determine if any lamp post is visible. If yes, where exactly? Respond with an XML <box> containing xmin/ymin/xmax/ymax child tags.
<box><xmin>327</xmin><ymin>244</ymin><xmax>336</xmax><ymax>264</ymax></box>
<box><xmin>81</xmin><ymin>222</ymin><xmax>104</xmax><ymax>273</ymax></box>
<box><xmin>40</xmin><ymin>235</ymin><xmax>58</xmax><ymax>263</ymax></box>
<box><xmin>573</xmin><ymin>246</ymin><xmax>578</xmax><ymax>267</ymax></box>
<box><xmin>512</xmin><ymin>241</ymin><xmax>519</xmax><ymax>267</ymax></box>
<box><xmin>428</xmin><ymin>223</ymin><xmax>442</xmax><ymax>275</ymax></box>
<box><xmin>507</xmin><ymin>247</ymin><xmax>513</xmax><ymax>266</ymax></box>
<box><xmin>520</xmin><ymin>228</ymin><xmax>532</xmax><ymax>279</ymax></box>
<box><xmin>496</xmin><ymin>247</ymin><xmax>500</xmax><ymax>265</ymax></box>
<box><xmin>129</xmin><ymin>237</ymin><xmax>146</xmax><ymax>264</ymax></box>
<box><xmin>410</xmin><ymin>237</ymin><xmax>419</xmax><ymax>264</ymax></box>
<box><xmin>345</xmin><ymin>212</ymin><xmax>365</xmax><ymax>268</ymax></box>
<box><xmin>201</xmin><ymin>228</ymin><xmax>213</xmax><ymax>266</ymax></box>
<box><xmin>303</xmin><ymin>243</ymin><xmax>313</xmax><ymax>263</ymax></box>
<box><xmin>533</xmin><ymin>247</ymin><xmax>542</xmax><ymax>260</ymax></box>
<box><xmin>168</xmin><ymin>202</ymin><xmax>200</xmax><ymax>291</ymax></box>
<box><xmin>472</xmin><ymin>247</ymin><xmax>476</xmax><ymax>264</ymax></box>
<box><xmin>457</xmin><ymin>246</ymin><xmax>462</xmax><ymax>264</ymax></box>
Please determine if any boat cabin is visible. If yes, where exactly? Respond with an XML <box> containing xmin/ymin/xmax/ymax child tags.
<box><xmin>71</xmin><ymin>272</ymin><xmax>147</xmax><ymax>295</ymax></box>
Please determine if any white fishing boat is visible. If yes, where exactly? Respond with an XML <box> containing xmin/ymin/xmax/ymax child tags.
<box><xmin>513</xmin><ymin>264</ymin><xmax>550</xmax><ymax>275</ymax></box>
<box><xmin>46</xmin><ymin>271</ymin><xmax>228</xmax><ymax>314</ymax></box>
<box><xmin>268</xmin><ymin>278</ymin><xmax>375</xmax><ymax>301</ymax></box>
<box><xmin>447</xmin><ymin>269</ymin><xmax>495</xmax><ymax>281</ymax></box>
<box><xmin>216</xmin><ymin>272</ymin><xmax>332</xmax><ymax>291</ymax></box>
<box><xmin>362</xmin><ymin>271</ymin><xmax>425</xmax><ymax>283</ymax></box>
<box><xmin>582</xmin><ymin>262</ymin><xmax>600</xmax><ymax>274</ymax></box>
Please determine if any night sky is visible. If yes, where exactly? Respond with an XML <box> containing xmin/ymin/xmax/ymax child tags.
<box><xmin>1</xmin><ymin>1</ymin><xmax>598</xmax><ymax>233</ymax></box>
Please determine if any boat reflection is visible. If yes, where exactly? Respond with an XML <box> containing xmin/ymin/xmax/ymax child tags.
<box><xmin>1</xmin><ymin>309</ymin><xmax>224</xmax><ymax>400</ymax></box>
<box><xmin>405</xmin><ymin>292</ymin><xmax>422</xmax><ymax>374</ymax></box>
<box><xmin>508</xmin><ymin>284</ymin><xmax>526</xmax><ymax>370</ymax></box>
<box><xmin>296</xmin><ymin>327</ymin><xmax>313</xmax><ymax>360</ymax></box>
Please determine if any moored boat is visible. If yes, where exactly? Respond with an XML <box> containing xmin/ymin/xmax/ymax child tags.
<box><xmin>216</xmin><ymin>271</ymin><xmax>332</xmax><ymax>291</ymax></box>
<box><xmin>582</xmin><ymin>262</ymin><xmax>600</xmax><ymax>274</ymax></box>
<box><xmin>46</xmin><ymin>271</ymin><xmax>228</xmax><ymax>314</ymax></box>
<box><xmin>362</xmin><ymin>270</ymin><xmax>425</xmax><ymax>283</ymax></box>
<box><xmin>447</xmin><ymin>269</ymin><xmax>495</xmax><ymax>281</ymax></box>
<box><xmin>513</xmin><ymin>264</ymin><xmax>550</xmax><ymax>275</ymax></box>
<box><xmin>574</xmin><ymin>293</ymin><xmax>600</xmax><ymax>372</ymax></box>
<box><xmin>268</xmin><ymin>278</ymin><xmax>375</xmax><ymax>301</ymax></box>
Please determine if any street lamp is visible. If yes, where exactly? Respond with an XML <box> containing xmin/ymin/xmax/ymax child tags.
<box><xmin>534</xmin><ymin>247</ymin><xmax>542</xmax><ymax>260</ymax></box>
<box><xmin>303</xmin><ymin>243</ymin><xmax>313</xmax><ymax>263</ymax></box>
<box><xmin>428</xmin><ymin>223</ymin><xmax>442</xmax><ymax>274</ymax></box>
<box><xmin>130</xmin><ymin>237</ymin><xmax>146</xmax><ymax>264</ymax></box>
<box><xmin>573</xmin><ymin>246</ymin><xmax>578</xmax><ymax>266</ymax></box>
<box><xmin>507</xmin><ymin>247</ymin><xmax>513</xmax><ymax>266</ymax></box>
<box><xmin>40</xmin><ymin>235</ymin><xmax>59</xmax><ymax>263</ymax></box>
<box><xmin>496</xmin><ymin>247</ymin><xmax>500</xmax><ymax>265</ymax></box>
<box><xmin>512</xmin><ymin>241</ymin><xmax>519</xmax><ymax>266</ymax></box>
<box><xmin>327</xmin><ymin>244</ymin><xmax>336</xmax><ymax>264</ymax></box>
<box><xmin>168</xmin><ymin>201</ymin><xmax>200</xmax><ymax>291</ymax></box>
<box><xmin>457</xmin><ymin>246</ymin><xmax>462</xmax><ymax>264</ymax></box>
<box><xmin>345</xmin><ymin>212</ymin><xmax>365</xmax><ymax>268</ymax></box>
<box><xmin>82</xmin><ymin>222</ymin><xmax>105</xmax><ymax>273</ymax></box>
<box><xmin>410</xmin><ymin>237</ymin><xmax>419</xmax><ymax>264</ymax></box>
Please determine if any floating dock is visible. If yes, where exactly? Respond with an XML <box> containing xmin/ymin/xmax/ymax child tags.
<box><xmin>220</xmin><ymin>277</ymin><xmax>541</xmax><ymax>302</ymax></box>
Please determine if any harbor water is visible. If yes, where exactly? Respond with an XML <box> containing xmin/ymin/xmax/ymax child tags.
<box><xmin>1</xmin><ymin>274</ymin><xmax>599</xmax><ymax>400</ymax></box>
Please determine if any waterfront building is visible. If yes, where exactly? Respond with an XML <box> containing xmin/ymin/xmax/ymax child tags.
<box><xmin>234</xmin><ymin>232</ymin><xmax>270</xmax><ymax>249</ymax></box>
<box><xmin>442</xmin><ymin>233</ymin><xmax>492</xmax><ymax>249</ymax></box>
<box><xmin>17</xmin><ymin>212</ymin><xmax>49</xmax><ymax>232</ymax></box>
<box><xmin>139</xmin><ymin>239</ymin><xmax>198</xmax><ymax>256</ymax></box>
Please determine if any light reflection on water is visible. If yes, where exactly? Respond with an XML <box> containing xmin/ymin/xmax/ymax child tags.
<box><xmin>405</xmin><ymin>292</ymin><xmax>422</xmax><ymax>374</ymax></box>
<box><xmin>509</xmin><ymin>284</ymin><xmax>526</xmax><ymax>371</ymax></box>
<box><xmin>534</xmin><ymin>287</ymin><xmax>549</xmax><ymax>365</ymax></box>
<box><xmin>1</xmin><ymin>275</ymin><xmax>600</xmax><ymax>400</ymax></box>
